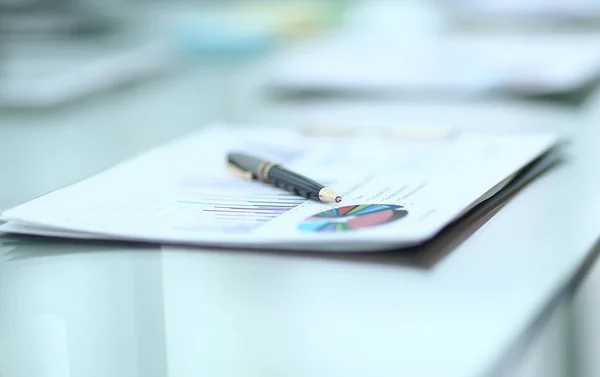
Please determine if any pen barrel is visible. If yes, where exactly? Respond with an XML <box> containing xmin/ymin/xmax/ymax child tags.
<box><xmin>267</xmin><ymin>166</ymin><xmax>323</xmax><ymax>201</ymax></box>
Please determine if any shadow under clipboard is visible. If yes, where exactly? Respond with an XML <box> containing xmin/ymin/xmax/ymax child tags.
<box><xmin>0</xmin><ymin>145</ymin><xmax>564</xmax><ymax>268</ymax></box>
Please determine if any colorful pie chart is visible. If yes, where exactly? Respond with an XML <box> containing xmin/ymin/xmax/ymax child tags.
<box><xmin>298</xmin><ymin>204</ymin><xmax>408</xmax><ymax>233</ymax></box>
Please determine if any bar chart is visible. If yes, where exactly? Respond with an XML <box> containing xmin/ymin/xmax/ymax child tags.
<box><xmin>177</xmin><ymin>176</ymin><xmax>306</xmax><ymax>233</ymax></box>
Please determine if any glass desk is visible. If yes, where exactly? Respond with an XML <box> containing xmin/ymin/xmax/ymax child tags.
<box><xmin>1</xmin><ymin>63</ymin><xmax>599</xmax><ymax>377</ymax></box>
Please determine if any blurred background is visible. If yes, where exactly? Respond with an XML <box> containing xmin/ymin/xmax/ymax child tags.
<box><xmin>2</xmin><ymin>0</ymin><xmax>600</xmax><ymax>110</ymax></box>
<box><xmin>3</xmin><ymin>1</ymin><xmax>600</xmax><ymax>377</ymax></box>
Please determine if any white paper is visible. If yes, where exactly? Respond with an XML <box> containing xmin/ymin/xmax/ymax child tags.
<box><xmin>448</xmin><ymin>0</ymin><xmax>600</xmax><ymax>21</ymax></box>
<box><xmin>0</xmin><ymin>125</ymin><xmax>558</xmax><ymax>251</ymax></box>
<box><xmin>271</xmin><ymin>33</ymin><xmax>600</xmax><ymax>96</ymax></box>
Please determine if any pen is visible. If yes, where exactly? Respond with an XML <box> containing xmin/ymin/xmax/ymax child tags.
<box><xmin>226</xmin><ymin>152</ymin><xmax>342</xmax><ymax>203</ymax></box>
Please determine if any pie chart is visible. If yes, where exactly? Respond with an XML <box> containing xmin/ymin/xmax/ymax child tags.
<box><xmin>298</xmin><ymin>204</ymin><xmax>408</xmax><ymax>233</ymax></box>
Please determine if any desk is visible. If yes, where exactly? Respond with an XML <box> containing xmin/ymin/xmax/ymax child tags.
<box><xmin>1</xmin><ymin>56</ymin><xmax>599</xmax><ymax>377</ymax></box>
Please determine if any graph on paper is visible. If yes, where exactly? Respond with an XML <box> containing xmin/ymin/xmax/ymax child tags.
<box><xmin>298</xmin><ymin>204</ymin><xmax>408</xmax><ymax>233</ymax></box>
<box><xmin>176</xmin><ymin>176</ymin><xmax>306</xmax><ymax>233</ymax></box>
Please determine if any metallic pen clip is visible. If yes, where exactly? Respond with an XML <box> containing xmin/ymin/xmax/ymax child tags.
<box><xmin>227</xmin><ymin>162</ymin><xmax>254</xmax><ymax>181</ymax></box>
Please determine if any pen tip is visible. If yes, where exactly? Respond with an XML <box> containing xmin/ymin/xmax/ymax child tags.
<box><xmin>318</xmin><ymin>187</ymin><xmax>342</xmax><ymax>203</ymax></box>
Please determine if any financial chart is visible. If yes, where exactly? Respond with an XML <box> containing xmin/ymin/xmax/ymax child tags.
<box><xmin>177</xmin><ymin>176</ymin><xmax>306</xmax><ymax>233</ymax></box>
<box><xmin>298</xmin><ymin>204</ymin><xmax>408</xmax><ymax>233</ymax></box>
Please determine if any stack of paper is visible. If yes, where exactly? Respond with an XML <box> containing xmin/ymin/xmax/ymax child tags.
<box><xmin>0</xmin><ymin>125</ymin><xmax>561</xmax><ymax>252</ymax></box>
<box><xmin>446</xmin><ymin>0</ymin><xmax>600</xmax><ymax>26</ymax></box>
<box><xmin>0</xmin><ymin>41</ymin><xmax>174</xmax><ymax>108</ymax></box>
<box><xmin>270</xmin><ymin>33</ymin><xmax>600</xmax><ymax>98</ymax></box>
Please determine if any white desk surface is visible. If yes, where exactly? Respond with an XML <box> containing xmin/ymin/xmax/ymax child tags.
<box><xmin>1</xmin><ymin>49</ymin><xmax>600</xmax><ymax>377</ymax></box>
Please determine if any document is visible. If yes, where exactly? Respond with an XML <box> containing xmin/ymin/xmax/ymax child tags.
<box><xmin>448</xmin><ymin>0</ymin><xmax>600</xmax><ymax>24</ymax></box>
<box><xmin>270</xmin><ymin>33</ymin><xmax>600</xmax><ymax>97</ymax></box>
<box><xmin>0</xmin><ymin>125</ymin><xmax>559</xmax><ymax>252</ymax></box>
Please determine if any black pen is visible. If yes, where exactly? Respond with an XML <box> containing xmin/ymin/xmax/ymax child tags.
<box><xmin>227</xmin><ymin>152</ymin><xmax>342</xmax><ymax>203</ymax></box>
